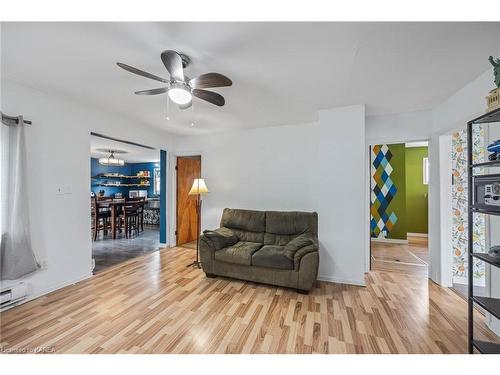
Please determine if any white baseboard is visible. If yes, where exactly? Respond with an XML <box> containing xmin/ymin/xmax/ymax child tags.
<box><xmin>318</xmin><ymin>274</ymin><xmax>366</xmax><ymax>287</ymax></box>
<box><xmin>407</xmin><ymin>232</ymin><xmax>428</xmax><ymax>238</ymax></box>
<box><xmin>0</xmin><ymin>272</ymin><xmax>93</xmax><ymax>312</ymax></box>
<box><xmin>371</xmin><ymin>238</ymin><xmax>408</xmax><ymax>244</ymax></box>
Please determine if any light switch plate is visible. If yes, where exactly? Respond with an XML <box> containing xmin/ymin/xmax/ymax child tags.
<box><xmin>63</xmin><ymin>183</ymin><xmax>72</xmax><ymax>194</ymax></box>
<box><xmin>55</xmin><ymin>185</ymin><xmax>64</xmax><ymax>195</ymax></box>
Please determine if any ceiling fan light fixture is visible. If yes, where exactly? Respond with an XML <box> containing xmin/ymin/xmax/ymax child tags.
<box><xmin>99</xmin><ymin>151</ymin><xmax>125</xmax><ymax>166</ymax></box>
<box><xmin>168</xmin><ymin>82</ymin><xmax>192</xmax><ymax>105</ymax></box>
<box><xmin>118</xmin><ymin>50</ymin><xmax>231</xmax><ymax>108</ymax></box>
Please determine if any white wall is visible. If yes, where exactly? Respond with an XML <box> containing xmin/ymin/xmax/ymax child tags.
<box><xmin>1</xmin><ymin>79</ymin><xmax>175</xmax><ymax>302</ymax></box>
<box><xmin>317</xmin><ymin>105</ymin><xmax>367</xmax><ymax>285</ymax></box>
<box><xmin>433</xmin><ymin>71</ymin><xmax>495</xmax><ymax>135</ymax></box>
<box><xmin>366</xmin><ymin>109</ymin><xmax>432</xmax><ymax>145</ymax></box>
<box><xmin>175</xmin><ymin>104</ymin><xmax>367</xmax><ymax>286</ymax></box>
<box><xmin>174</xmin><ymin>121</ymin><xmax>319</xmax><ymax>231</ymax></box>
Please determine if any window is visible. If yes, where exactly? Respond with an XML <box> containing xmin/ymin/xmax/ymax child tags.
<box><xmin>423</xmin><ymin>157</ymin><xmax>429</xmax><ymax>185</ymax></box>
<box><xmin>153</xmin><ymin>167</ymin><xmax>161</xmax><ymax>195</ymax></box>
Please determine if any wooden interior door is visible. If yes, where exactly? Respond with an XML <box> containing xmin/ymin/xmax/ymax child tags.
<box><xmin>176</xmin><ymin>156</ymin><xmax>201</xmax><ymax>245</ymax></box>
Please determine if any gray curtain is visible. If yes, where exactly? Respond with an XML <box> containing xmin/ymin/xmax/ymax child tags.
<box><xmin>1</xmin><ymin>115</ymin><xmax>38</xmax><ymax>280</ymax></box>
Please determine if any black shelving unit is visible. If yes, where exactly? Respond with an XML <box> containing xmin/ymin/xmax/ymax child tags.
<box><xmin>467</xmin><ymin>107</ymin><xmax>500</xmax><ymax>354</ymax></box>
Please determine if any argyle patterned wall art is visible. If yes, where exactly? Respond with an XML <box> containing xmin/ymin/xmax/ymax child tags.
<box><xmin>371</xmin><ymin>144</ymin><xmax>398</xmax><ymax>238</ymax></box>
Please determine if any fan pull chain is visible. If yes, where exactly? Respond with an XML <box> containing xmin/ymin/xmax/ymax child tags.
<box><xmin>166</xmin><ymin>96</ymin><xmax>170</xmax><ymax>121</ymax></box>
<box><xmin>190</xmin><ymin>101</ymin><xmax>195</xmax><ymax>127</ymax></box>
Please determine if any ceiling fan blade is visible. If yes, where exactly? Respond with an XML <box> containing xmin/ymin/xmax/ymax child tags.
<box><xmin>117</xmin><ymin>62</ymin><xmax>168</xmax><ymax>83</ymax></box>
<box><xmin>179</xmin><ymin>101</ymin><xmax>192</xmax><ymax>110</ymax></box>
<box><xmin>190</xmin><ymin>73</ymin><xmax>232</xmax><ymax>89</ymax></box>
<box><xmin>134</xmin><ymin>87</ymin><xmax>168</xmax><ymax>95</ymax></box>
<box><xmin>192</xmin><ymin>89</ymin><xmax>225</xmax><ymax>106</ymax></box>
<box><xmin>161</xmin><ymin>50</ymin><xmax>184</xmax><ymax>82</ymax></box>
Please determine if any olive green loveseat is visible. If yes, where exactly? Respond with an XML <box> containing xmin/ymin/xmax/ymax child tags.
<box><xmin>199</xmin><ymin>208</ymin><xmax>319</xmax><ymax>293</ymax></box>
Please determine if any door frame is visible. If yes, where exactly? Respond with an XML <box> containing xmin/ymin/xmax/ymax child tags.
<box><xmin>366</xmin><ymin>138</ymin><xmax>431</xmax><ymax>274</ymax></box>
<box><xmin>168</xmin><ymin>151</ymin><xmax>204</xmax><ymax>247</ymax></box>
<box><xmin>88</xmin><ymin>132</ymin><xmax>169</xmax><ymax>256</ymax></box>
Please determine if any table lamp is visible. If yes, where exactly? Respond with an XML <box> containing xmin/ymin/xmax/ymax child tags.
<box><xmin>187</xmin><ymin>178</ymin><xmax>209</xmax><ymax>268</ymax></box>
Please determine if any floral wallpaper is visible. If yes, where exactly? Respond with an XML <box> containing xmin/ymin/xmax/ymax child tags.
<box><xmin>451</xmin><ymin>128</ymin><xmax>486</xmax><ymax>285</ymax></box>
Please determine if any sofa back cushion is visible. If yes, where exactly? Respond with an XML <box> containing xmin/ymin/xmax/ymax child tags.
<box><xmin>220</xmin><ymin>208</ymin><xmax>266</xmax><ymax>243</ymax></box>
<box><xmin>264</xmin><ymin>211</ymin><xmax>318</xmax><ymax>245</ymax></box>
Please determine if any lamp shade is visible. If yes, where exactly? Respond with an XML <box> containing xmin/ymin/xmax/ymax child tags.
<box><xmin>188</xmin><ymin>178</ymin><xmax>209</xmax><ymax>195</ymax></box>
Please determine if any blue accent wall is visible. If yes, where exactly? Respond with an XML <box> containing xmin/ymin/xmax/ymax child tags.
<box><xmin>130</xmin><ymin>162</ymin><xmax>160</xmax><ymax>198</ymax></box>
<box><xmin>90</xmin><ymin>158</ymin><xmax>159</xmax><ymax>198</ymax></box>
<box><xmin>160</xmin><ymin>150</ymin><xmax>167</xmax><ymax>244</ymax></box>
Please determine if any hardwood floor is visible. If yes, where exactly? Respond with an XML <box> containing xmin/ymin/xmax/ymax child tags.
<box><xmin>371</xmin><ymin>236</ymin><xmax>429</xmax><ymax>277</ymax></box>
<box><xmin>180</xmin><ymin>240</ymin><xmax>197</xmax><ymax>250</ymax></box>
<box><xmin>1</xmin><ymin>244</ymin><xmax>498</xmax><ymax>354</ymax></box>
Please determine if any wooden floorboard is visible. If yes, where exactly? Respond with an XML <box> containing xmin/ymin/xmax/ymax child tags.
<box><xmin>371</xmin><ymin>238</ymin><xmax>429</xmax><ymax>277</ymax></box>
<box><xmin>1</xmin><ymin>245</ymin><xmax>498</xmax><ymax>354</ymax></box>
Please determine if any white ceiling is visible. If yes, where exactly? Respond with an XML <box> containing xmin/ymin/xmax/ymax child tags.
<box><xmin>90</xmin><ymin>135</ymin><xmax>159</xmax><ymax>163</ymax></box>
<box><xmin>2</xmin><ymin>22</ymin><xmax>500</xmax><ymax>135</ymax></box>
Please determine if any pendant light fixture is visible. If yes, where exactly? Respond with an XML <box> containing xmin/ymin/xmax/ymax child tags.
<box><xmin>99</xmin><ymin>150</ymin><xmax>125</xmax><ymax>166</ymax></box>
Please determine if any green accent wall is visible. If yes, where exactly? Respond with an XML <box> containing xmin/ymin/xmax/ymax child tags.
<box><xmin>386</xmin><ymin>143</ymin><xmax>407</xmax><ymax>240</ymax></box>
<box><xmin>405</xmin><ymin>147</ymin><xmax>428</xmax><ymax>234</ymax></box>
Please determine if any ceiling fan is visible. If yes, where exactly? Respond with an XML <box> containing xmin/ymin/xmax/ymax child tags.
<box><xmin>117</xmin><ymin>50</ymin><xmax>232</xmax><ymax>109</ymax></box>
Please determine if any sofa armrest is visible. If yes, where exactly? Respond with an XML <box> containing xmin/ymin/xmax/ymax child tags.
<box><xmin>284</xmin><ymin>233</ymin><xmax>317</xmax><ymax>260</ymax></box>
<box><xmin>293</xmin><ymin>242</ymin><xmax>319</xmax><ymax>270</ymax></box>
<box><xmin>201</xmin><ymin>227</ymin><xmax>238</xmax><ymax>251</ymax></box>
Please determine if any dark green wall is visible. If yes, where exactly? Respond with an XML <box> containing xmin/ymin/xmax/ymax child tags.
<box><xmin>386</xmin><ymin>143</ymin><xmax>407</xmax><ymax>240</ymax></box>
<box><xmin>405</xmin><ymin>147</ymin><xmax>429</xmax><ymax>234</ymax></box>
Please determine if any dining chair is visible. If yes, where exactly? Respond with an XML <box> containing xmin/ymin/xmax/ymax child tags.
<box><xmin>122</xmin><ymin>201</ymin><xmax>140</xmax><ymax>238</ymax></box>
<box><xmin>126</xmin><ymin>197</ymin><xmax>146</xmax><ymax>232</ymax></box>
<box><xmin>91</xmin><ymin>196</ymin><xmax>112</xmax><ymax>241</ymax></box>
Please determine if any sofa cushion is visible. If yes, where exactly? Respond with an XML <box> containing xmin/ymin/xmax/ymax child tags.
<box><xmin>251</xmin><ymin>245</ymin><xmax>294</xmax><ymax>270</ymax></box>
<box><xmin>264</xmin><ymin>211</ymin><xmax>318</xmax><ymax>245</ymax></box>
<box><xmin>214</xmin><ymin>241</ymin><xmax>263</xmax><ymax>266</ymax></box>
<box><xmin>220</xmin><ymin>208</ymin><xmax>266</xmax><ymax>243</ymax></box>
<box><xmin>203</xmin><ymin>227</ymin><xmax>238</xmax><ymax>250</ymax></box>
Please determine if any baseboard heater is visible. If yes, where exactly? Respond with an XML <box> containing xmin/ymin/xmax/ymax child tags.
<box><xmin>0</xmin><ymin>282</ymin><xmax>27</xmax><ymax>309</ymax></box>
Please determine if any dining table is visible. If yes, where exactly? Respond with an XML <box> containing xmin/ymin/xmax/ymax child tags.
<box><xmin>97</xmin><ymin>199</ymin><xmax>146</xmax><ymax>239</ymax></box>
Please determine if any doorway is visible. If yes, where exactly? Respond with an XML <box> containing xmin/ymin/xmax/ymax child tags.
<box><xmin>369</xmin><ymin>141</ymin><xmax>430</xmax><ymax>276</ymax></box>
<box><xmin>90</xmin><ymin>133</ymin><xmax>167</xmax><ymax>273</ymax></box>
<box><xmin>176</xmin><ymin>155</ymin><xmax>201</xmax><ymax>247</ymax></box>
